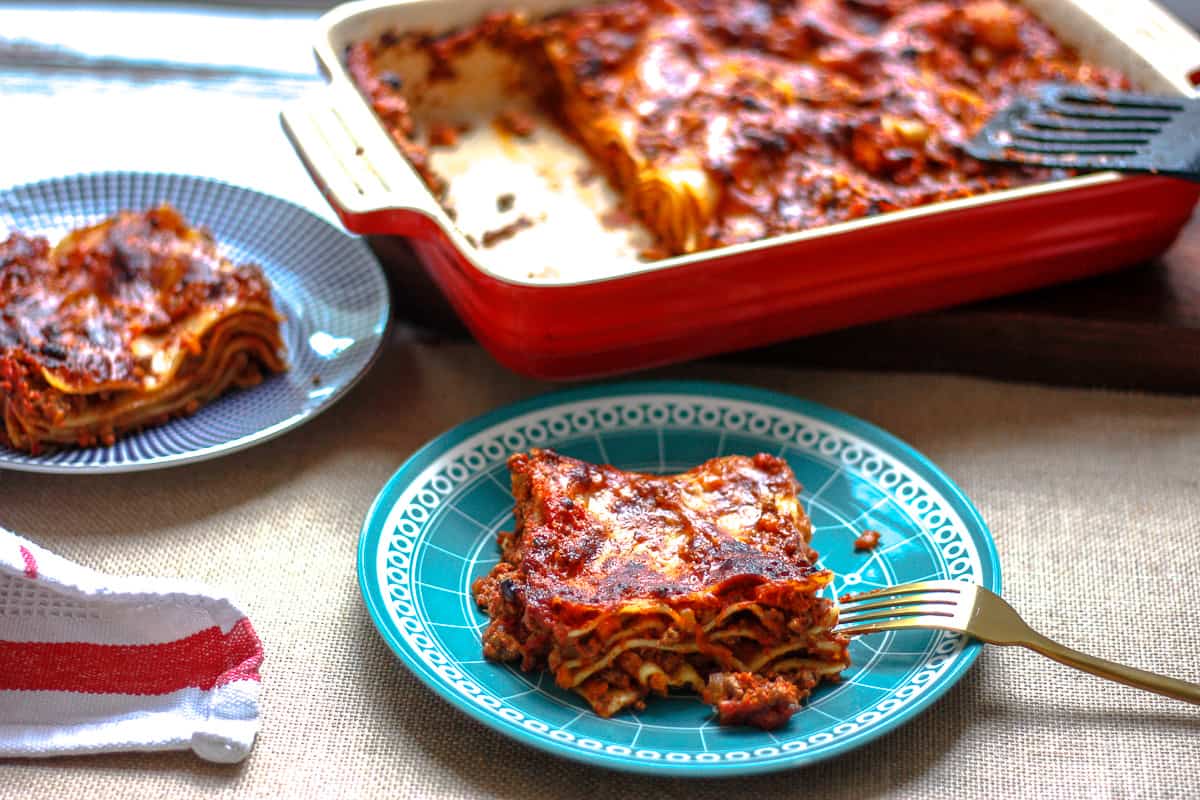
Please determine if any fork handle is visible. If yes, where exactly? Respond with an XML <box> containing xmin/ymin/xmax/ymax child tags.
<box><xmin>1021</xmin><ymin>633</ymin><xmax>1200</xmax><ymax>705</ymax></box>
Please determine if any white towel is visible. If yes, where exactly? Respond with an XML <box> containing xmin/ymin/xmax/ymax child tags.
<box><xmin>0</xmin><ymin>528</ymin><xmax>262</xmax><ymax>763</ymax></box>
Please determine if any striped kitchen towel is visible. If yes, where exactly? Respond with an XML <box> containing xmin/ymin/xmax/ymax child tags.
<box><xmin>0</xmin><ymin>528</ymin><xmax>262</xmax><ymax>763</ymax></box>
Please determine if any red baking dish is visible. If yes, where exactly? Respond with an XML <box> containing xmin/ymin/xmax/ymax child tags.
<box><xmin>283</xmin><ymin>0</ymin><xmax>1200</xmax><ymax>380</ymax></box>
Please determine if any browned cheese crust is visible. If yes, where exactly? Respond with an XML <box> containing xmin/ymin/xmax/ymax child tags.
<box><xmin>473</xmin><ymin>448</ymin><xmax>850</xmax><ymax>728</ymax></box>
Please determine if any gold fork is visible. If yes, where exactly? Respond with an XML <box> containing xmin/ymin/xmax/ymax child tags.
<box><xmin>836</xmin><ymin>580</ymin><xmax>1200</xmax><ymax>704</ymax></box>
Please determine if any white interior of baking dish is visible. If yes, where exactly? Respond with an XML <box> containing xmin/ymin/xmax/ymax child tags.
<box><xmin>360</xmin><ymin>42</ymin><xmax>658</xmax><ymax>281</ymax></box>
<box><xmin>311</xmin><ymin>0</ymin><xmax>1200</xmax><ymax>286</ymax></box>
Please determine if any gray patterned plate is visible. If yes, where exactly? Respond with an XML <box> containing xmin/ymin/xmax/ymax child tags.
<box><xmin>0</xmin><ymin>172</ymin><xmax>389</xmax><ymax>473</ymax></box>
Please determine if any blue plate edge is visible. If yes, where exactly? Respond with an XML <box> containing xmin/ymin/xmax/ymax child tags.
<box><xmin>357</xmin><ymin>379</ymin><xmax>1003</xmax><ymax>777</ymax></box>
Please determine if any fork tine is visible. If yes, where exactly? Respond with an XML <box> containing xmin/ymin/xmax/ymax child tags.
<box><xmin>835</xmin><ymin>618</ymin><xmax>955</xmax><ymax>633</ymax></box>
<box><xmin>837</xmin><ymin>606</ymin><xmax>956</xmax><ymax>626</ymax></box>
<box><xmin>836</xmin><ymin>615</ymin><xmax>963</xmax><ymax>637</ymax></box>
<box><xmin>838</xmin><ymin>580</ymin><xmax>962</xmax><ymax>603</ymax></box>
<box><xmin>837</xmin><ymin>593</ymin><xmax>957</xmax><ymax>614</ymax></box>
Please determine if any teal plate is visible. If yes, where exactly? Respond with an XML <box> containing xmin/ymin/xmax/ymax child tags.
<box><xmin>358</xmin><ymin>381</ymin><xmax>1001</xmax><ymax>776</ymax></box>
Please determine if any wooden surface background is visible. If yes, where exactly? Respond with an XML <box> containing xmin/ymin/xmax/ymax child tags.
<box><xmin>2</xmin><ymin>1</ymin><xmax>1200</xmax><ymax>393</ymax></box>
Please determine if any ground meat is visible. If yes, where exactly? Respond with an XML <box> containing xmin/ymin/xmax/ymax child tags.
<box><xmin>854</xmin><ymin>529</ymin><xmax>882</xmax><ymax>551</ymax></box>
<box><xmin>427</xmin><ymin>121</ymin><xmax>460</xmax><ymax>147</ymax></box>
<box><xmin>700</xmin><ymin>672</ymin><xmax>801</xmax><ymax>730</ymax></box>
<box><xmin>481</xmin><ymin>216</ymin><xmax>535</xmax><ymax>246</ymax></box>
<box><xmin>480</xmin><ymin>623</ymin><xmax>524</xmax><ymax>662</ymax></box>
<box><xmin>600</xmin><ymin>207</ymin><xmax>636</xmax><ymax>229</ymax></box>
<box><xmin>494</xmin><ymin>109</ymin><xmax>536</xmax><ymax>138</ymax></box>
<box><xmin>472</xmin><ymin>564</ymin><xmax>518</xmax><ymax>614</ymax></box>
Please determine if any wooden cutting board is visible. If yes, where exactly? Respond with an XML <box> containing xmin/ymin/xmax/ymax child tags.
<box><xmin>374</xmin><ymin>207</ymin><xmax>1200</xmax><ymax>394</ymax></box>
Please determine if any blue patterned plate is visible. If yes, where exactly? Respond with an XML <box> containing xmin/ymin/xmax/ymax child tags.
<box><xmin>359</xmin><ymin>381</ymin><xmax>1001</xmax><ymax>776</ymax></box>
<box><xmin>0</xmin><ymin>172</ymin><xmax>389</xmax><ymax>473</ymax></box>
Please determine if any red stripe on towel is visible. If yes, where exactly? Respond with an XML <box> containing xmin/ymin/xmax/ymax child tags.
<box><xmin>18</xmin><ymin>546</ymin><xmax>37</xmax><ymax>579</ymax></box>
<box><xmin>0</xmin><ymin>617</ymin><xmax>263</xmax><ymax>694</ymax></box>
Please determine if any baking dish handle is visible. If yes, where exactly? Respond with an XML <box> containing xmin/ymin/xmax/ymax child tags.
<box><xmin>282</xmin><ymin>85</ymin><xmax>446</xmax><ymax>238</ymax></box>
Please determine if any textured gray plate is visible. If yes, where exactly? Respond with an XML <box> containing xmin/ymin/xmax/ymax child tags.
<box><xmin>0</xmin><ymin>172</ymin><xmax>390</xmax><ymax>474</ymax></box>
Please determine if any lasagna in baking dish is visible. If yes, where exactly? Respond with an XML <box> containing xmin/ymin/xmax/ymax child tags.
<box><xmin>348</xmin><ymin>0</ymin><xmax>1128</xmax><ymax>257</ymax></box>
<box><xmin>472</xmin><ymin>449</ymin><xmax>850</xmax><ymax>728</ymax></box>
<box><xmin>0</xmin><ymin>206</ymin><xmax>286</xmax><ymax>453</ymax></box>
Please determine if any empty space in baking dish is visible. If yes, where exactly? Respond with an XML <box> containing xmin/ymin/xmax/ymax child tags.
<box><xmin>328</xmin><ymin>0</ymin><xmax>1199</xmax><ymax>286</ymax></box>
<box><xmin>365</xmin><ymin>39</ymin><xmax>656</xmax><ymax>283</ymax></box>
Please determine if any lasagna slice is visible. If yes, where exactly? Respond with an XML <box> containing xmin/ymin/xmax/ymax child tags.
<box><xmin>0</xmin><ymin>205</ymin><xmax>286</xmax><ymax>453</ymax></box>
<box><xmin>473</xmin><ymin>448</ymin><xmax>850</xmax><ymax>729</ymax></box>
<box><xmin>538</xmin><ymin>2</ymin><xmax>724</xmax><ymax>254</ymax></box>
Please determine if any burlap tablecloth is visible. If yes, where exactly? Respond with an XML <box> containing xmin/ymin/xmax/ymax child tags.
<box><xmin>2</xmin><ymin>336</ymin><xmax>1198</xmax><ymax>799</ymax></box>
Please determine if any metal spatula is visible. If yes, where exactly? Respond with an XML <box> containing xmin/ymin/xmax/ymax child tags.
<box><xmin>966</xmin><ymin>84</ymin><xmax>1200</xmax><ymax>182</ymax></box>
